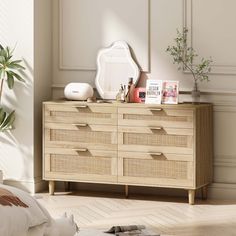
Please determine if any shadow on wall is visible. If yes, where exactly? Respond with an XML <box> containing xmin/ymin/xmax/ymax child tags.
<box><xmin>136</xmin><ymin>72</ymin><xmax>149</xmax><ymax>87</ymax></box>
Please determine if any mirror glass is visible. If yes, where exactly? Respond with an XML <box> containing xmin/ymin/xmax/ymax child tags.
<box><xmin>95</xmin><ymin>41</ymin><xmax>140</xmax><ymax>99</ymax></box>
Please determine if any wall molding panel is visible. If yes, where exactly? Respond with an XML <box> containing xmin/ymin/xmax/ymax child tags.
<box><xmin>183</xmin><ymin>0</ymin><xmax>236</xmax><ymax>75</ymax></box>
<box><xmin>214</xmin><ymin>155</ymin><xmax>236</xmax><ymax>168</ymax></box>
<box><xmin>53</xmin><ymin>0</ymin><xmax>236</xmax><ymax>199</ymax></box>
<box><xmin>59</xmin><ymin>0</ymin><xmax>150</xmax><ymax>71</ymax></box>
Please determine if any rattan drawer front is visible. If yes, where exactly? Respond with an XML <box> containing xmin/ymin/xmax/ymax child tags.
<box><xmin>118</xmin><ymin>152</ymin><xmax>194</xmax><ymax>188</ymax></box>
<box><xmin>118</xmin><ymin>107</ymin><xmax>193</xmax><ymax>128</ymax></box>
<box><xmin>45</xmin><ymin>123</ymin><xmax>117</xmax><ymax>151</ymax></box>
<box><xmin>118</xmin><ymin>127</ymin><xmax>193</xmax><ymax>154</ymax></box>
<box><xmin>44</xmin><ymin>150</ymin><xmax>117</xmax><ymax>183</ymax></box>
<box><xmin>44</xmin><ymin>104</ymin><xmax>117</xmax><ymax>125</ymax></box>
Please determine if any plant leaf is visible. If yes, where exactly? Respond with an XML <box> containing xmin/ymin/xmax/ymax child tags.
<box><xmin>0</xmin><ymin>55</ymin><xmax>5</xmax><ymax>64</ymax></box>
<box><xmin>0</xmin><ymin>69</ymin><xmax>5</xmax><ymax>79</ymax></box>
<box><xmin>0</xmin><ymin>110</ymin><xmax>15</xmax><ymax>131</ymax></box>
<box><xmin>6</xmin><ymin>71</ymin><xmax>14</xmax><ymax>89</ymax></box>
<box><xmin>9</xmin><ymin>71</ymin><xmax>25</xmax><ymax>82</ymax></box>
<box><xmin>0</xmin><ymin>108</ymin><xmax>6</xmax><ymax>125</ymax></box>
<box><xmin>8</xmin><ymin>60</ymin><xmax>25</xmax><ymax>70</ymax></box>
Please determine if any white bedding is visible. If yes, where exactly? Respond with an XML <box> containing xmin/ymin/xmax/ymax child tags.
<box><xmin>0</xmin><ymin>184</ymin><xmax>78</xmax><ymax>236</ymax></box>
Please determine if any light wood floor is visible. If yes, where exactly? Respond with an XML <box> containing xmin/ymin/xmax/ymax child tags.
<box><xmin>37</xmin><ymin>191</ymin><xmax>236</xmax><ymax>236</ymax></box>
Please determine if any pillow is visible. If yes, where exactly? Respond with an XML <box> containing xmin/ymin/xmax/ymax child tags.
<box><xmin>0</xmin><ymin>184</ymin><xmax>50</xmax><ymax>236</ymax></box>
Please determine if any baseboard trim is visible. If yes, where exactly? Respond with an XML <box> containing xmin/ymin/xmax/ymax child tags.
<box><xmin>209</xmin><ymin>183</ymin><xmax>236</xmax><ymax>199</ymax></box>
<box><xmin>3</xmin><ymin>176</ymin><xmax>47</xmax><ymax>194</ymax></box>
<box><xmin>3</xmin><ymin>179</ymin><xmax>36</xmax><ymax>193</ymax></box>
<box><xmin>35</xmin><ymin>179</ymin><xmax>48</xmax><ymax>193</ymax></box>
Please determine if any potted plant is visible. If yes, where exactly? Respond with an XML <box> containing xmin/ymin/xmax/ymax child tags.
<box><xmin>166</xmin><ymin>28</ymin><xmax>212</xmax><ymax>103</ymax></box>
<box><xmin>0</xmin><ymin>45</ymin><xmax>25</xmax><ymax>132</ymax></box>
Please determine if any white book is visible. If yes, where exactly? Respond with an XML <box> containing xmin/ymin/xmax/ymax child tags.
<box><xmin>145</xmin><ymin>79</ymin><xmax>162</xmax><ymax>104</ymax></box>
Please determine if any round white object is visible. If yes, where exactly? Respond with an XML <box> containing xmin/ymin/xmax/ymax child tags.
<box><xmin>64</xmin><ymin>83</ymin><xmax>94</xmax><ymax>101</ymax></box>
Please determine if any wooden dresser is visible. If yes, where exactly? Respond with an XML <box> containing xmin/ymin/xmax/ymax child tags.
<box><xmin>43</xmin><ymin>101</ymin><xmax>213</xmax><ymax>204</ymax></box>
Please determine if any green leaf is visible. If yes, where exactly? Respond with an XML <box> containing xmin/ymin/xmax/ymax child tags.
<box><xmin>0</xmin><ymin>110</ymin><xmax>15</xmax><ymax>131</ymax></box>
<box><xmin>10</xmin><ymin>71</ymin><xmax>25</xmax><ymax>82</ymax></box>
<box><xmin>7</xmin><ymin>63</ymin><xmax>25</xmax><ymax>70</ymax></box>
<box><xmin>6</xmin><ymin>47</ymin><xmax>12</xmax><ymax>60</ymax></box>
<box><xmin>0</xmin><ymin>55</ymin><xmax>5</xmax><ymax>64</ymax></box>
<box><xmin>0</xmin><ymin>48</ymin><xmax>7</xmax><ymax>59</ymax></box>
<box><xmin>7</xmin><ymin>71</ymin><xmax>14</xmax><ymax>89</ymax></box>
<box><xmin>11</xmin><ymin>60</ymin><xmax>22</xmax><ymax>64</ymax></box>
<box><xmin>0</xmin><ymin>108</ymin><xmax>6</xmax><ymax>125</ymax></box>
<box><xmin>0</xmin><ymin>69</ymin><xmax>5</xmax><ymax>79</ymax></box>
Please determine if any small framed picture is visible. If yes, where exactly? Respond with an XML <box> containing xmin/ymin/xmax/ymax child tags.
<box><xmin>145</xmin><ymin>79</ymin><xmax>162</xmax><ymax>104</ymax></box>
<box><xmin>162</xmin><ymin>81</ymin><xmax>179</xmax><ymax>104</ymax></box>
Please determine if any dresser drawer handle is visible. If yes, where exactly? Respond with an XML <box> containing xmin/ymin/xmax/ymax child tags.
<box><xmin>149</xmin><ymin>152</ymin><xmax>163</xmax><ymax>156</ymax></box>
<box><xmin>73</xmin><ymin>105</ymin><xmax>88</xmax><ymax>108</ymax></box>
<box><xmin>73</xmin><ymin>123</ymin><xmax>88</xmax><ymax>127</ymax></box>
<box><xmin>150</xmin><ymin>108</ymin><xmax>163</xmax><ymax>111</ymax></box>
<box><xmin>150</xmin><ymin>127</ymin><xmax>163</xmax><ymax>130</ymax></box>
<box><xmin>73</xmin><ymin>148</ymin><xmax>88</xmax><ymax>152</ymax></box>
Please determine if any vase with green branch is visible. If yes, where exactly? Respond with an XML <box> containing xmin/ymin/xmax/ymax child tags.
<box><xmin>166</xmin><ymin>28</ymin><xmax>213</xmax><ymax>103</ymax></box>
<box><xmin>0</xmin><ymin>45</ymin><xmax>25</xmax><ymax>132</ymax></box>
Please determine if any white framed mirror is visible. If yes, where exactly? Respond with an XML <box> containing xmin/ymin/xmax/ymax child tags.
<box><xmin>95</xmin><ymin>41</ymin><xmax>140</xmax><ymax>100</ymax></box>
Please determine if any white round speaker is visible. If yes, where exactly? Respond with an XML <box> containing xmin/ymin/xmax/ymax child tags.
<box><xmin>64</xmin><ymin>83</ymin><xmax>94</xmax><ymax>101</ymax></box>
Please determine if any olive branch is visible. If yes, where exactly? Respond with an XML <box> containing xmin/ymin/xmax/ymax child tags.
<box><xmin>166</xmin><ymin>28</ymin><xmax>213</xmax><ymax>84</ymax></box>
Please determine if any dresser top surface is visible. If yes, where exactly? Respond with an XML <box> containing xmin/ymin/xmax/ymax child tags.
<box><xmin>43</xmin><ymin>99</ymin><xmax>212</xmax><ymax>109</ymax></box>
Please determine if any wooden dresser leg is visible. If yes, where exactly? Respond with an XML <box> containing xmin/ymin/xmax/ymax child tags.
<box><xmin>49</xmin><ymin>181</ymin><xmax>55</xmax><ymax>195</ymax></box>
<box><xmin>188</xmin><ymin>189</ymin><xmax>195</xmax><ymax>205</ymax></box>
<box><xmin>201</xmin><ymin>185</ymin><xmax>208</xmax><ymax>200</ymax></box>
<box><xmin>125</xmin><ymin>185</ymin><xmax>129</xmax><ymax>198</ymax></box>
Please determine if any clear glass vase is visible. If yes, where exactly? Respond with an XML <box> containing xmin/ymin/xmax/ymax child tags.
<box><xmin>191</xmin><ymin>82</ymin><xmax>200</xmax><ymax>104</ymax></box>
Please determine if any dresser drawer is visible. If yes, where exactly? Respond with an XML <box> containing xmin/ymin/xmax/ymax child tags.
<box><xmin>44</xmin><ymin>123</ymin><xmax>117</xmax><ymax>151</ymax></box>
<box><xmin>118</xmin><ymin>152</ymin><xmax>194</xmax><ymax>188</ymax></box>
<box><xmin>44</xmin><ymin>148</ymin><xmax>117</xmax><ymax>183</ymax></box>
<box><xmin>118</xmin><ymin>126</ymin><xmax>193</xmax><ymax>154</ymax></box>
<box><xmin>44</xmin><ymin>103</ymin><xmax>117</xmax><ymax>125</ymax></box>
<box><xmin>118</xmin><ymin>107</ymin><xmax>193</xmax><ymax>128</ymax></box>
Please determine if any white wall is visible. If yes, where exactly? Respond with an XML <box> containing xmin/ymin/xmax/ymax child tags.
<box><xmin>0</xmin><ymin>0</ymin><xmax>34</xmax><ymax>191</ymax></box>
<box><xmin>0</xmin><ymin>0</ymin><xmax>235</xmax><ymax>198</ymax></box>
<box><xmin>52</xmin><ymin>0</ymin><xmax>236</xmax><ymax>199</ymax></box>
<box><xmin>0</xmin><ymin>0</ymin><xmax>52</xmax><ymax>193</ymax></box>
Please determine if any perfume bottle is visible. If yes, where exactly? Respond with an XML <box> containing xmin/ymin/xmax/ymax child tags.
<box><xmin>116</xmin><ymin>84</ymin><xmax>126</xmax><ymax>102</ymax></box>
<box><xmin>121</xmin><ymin>85</ymin><xmax>126</xmax><ymax>102</ymax></box>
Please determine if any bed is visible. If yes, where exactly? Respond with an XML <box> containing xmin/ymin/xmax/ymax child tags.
<box><xmin>0</xmin><ymin>175</ymin><xmax>78</xmax><ymax>236</ymax></box>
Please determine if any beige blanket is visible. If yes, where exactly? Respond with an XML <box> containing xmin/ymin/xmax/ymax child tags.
<box><xmin>0</xmin><ymin>187</ymin><xmax>28</xmax><ymax>208</ymax></box>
